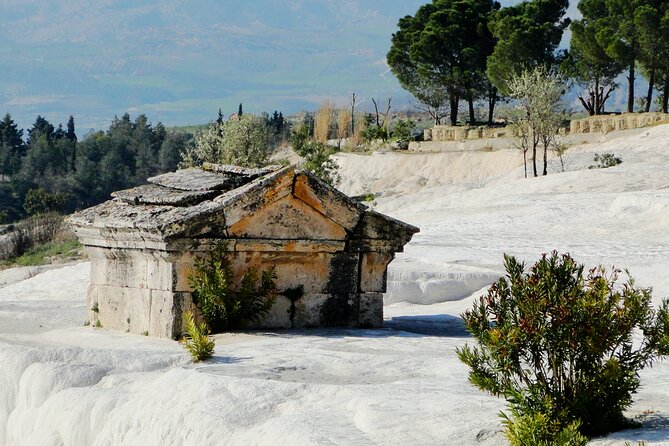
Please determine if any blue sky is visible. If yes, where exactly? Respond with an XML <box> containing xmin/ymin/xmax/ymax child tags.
<box><xmin>1</xmin><ymin>0</ymin><xmax>578</xmax><ymax>132</ymax></box>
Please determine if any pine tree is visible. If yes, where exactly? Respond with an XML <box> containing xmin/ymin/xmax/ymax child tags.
<box><xmin>66</xmin><ymin>115</ymin><xmax>77</xmax><ymax>171</ymax></box>
<box><xmin>565</xmin><ymin>0</ymin><xmax>624</xmax><ymax>116</ymax></box>
<box><xmin>0</xmin><ymin>113</ymin><xmax>25</xmax><ymax>179</ymax></box>
<box><xmin>595</xmin><ymin>0</ymin><xmax>645</xmax><ymax>113</ymax></box>
<box><xmin>388</xmin><ymin>0</ymin><xmax>500</xmax><ymax>125</ymax></box>
<box><xmin>487</xmin><ymin>0</ymin><xmax>570</xmax><ymax>94</ymax></box>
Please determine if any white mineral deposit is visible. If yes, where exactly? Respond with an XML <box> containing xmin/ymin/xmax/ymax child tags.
<box><xmin>1</xmin><ymin>125</ymin><xmax>668</xmax><ymax>445</ymax></box>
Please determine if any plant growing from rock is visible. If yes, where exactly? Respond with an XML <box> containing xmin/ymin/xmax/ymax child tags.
<box><xmin>182</xmin><ymin>310</ymin><xmax>215</xmax><ymax>362</ymax></box>
<box><xmin>188</xmin><ymin>243</ymin><xmax>277</xmax><ymax>332</ymax></box>
<box><xmin>457</xmin><ymin>251</ymin><xmax>669</xmax><ymax>443</ymax></box>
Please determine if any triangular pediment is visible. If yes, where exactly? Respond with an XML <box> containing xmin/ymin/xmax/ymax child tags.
<box><xmin>292</xmin><ymin>172</ymin><xmax>366</xmax><ymax>231</ymax></box>
<box><xmin>227</xmin><ymin>195</ymin><xmax>347</xmax><ymax>240</ymax></box>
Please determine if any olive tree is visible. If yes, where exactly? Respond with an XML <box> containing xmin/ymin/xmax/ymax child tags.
<box><xmin>181</xmin><ymin>114</ymin><xmax>272</xmax><ymax>168</ymax></box>
<box><xmin>508</xmin><ymin>67</ymin><xmax>565</xmax><ymax>178</ymax></box>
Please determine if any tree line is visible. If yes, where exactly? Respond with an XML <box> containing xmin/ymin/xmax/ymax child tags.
<box><xmin>387</xmin><ymin>0</ymin><xmax>669</xmax><ymax>125</ymax></box>
<box><xmin>0</xmin><ymin>113</ymin><xmax>192</xmax><ymax>223</ymax></box>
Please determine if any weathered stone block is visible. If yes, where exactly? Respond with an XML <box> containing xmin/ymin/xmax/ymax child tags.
<box><xmin>145</xmin><ymin>257</ymin><xmax>174</xmax><ymax>291</ymax></box>
<box><xmin>359</xmin><ymin>293</ymin><xmax>383</xmax><ymax>328</ymax></box>
<box><xmin>360</xmin><ymin>252</ymin><xmax>394</xmax><ymax>293</ymax></box>
<box><xmin>326</xmin><ymin>253</ymin><xmax>359</xmax><ymax>294</ymax></box>
<box><xmin>254</xmin><ymin>295</ymin><xmax>292</xmax><ymax>329</ymax></box>
<box><xmin>294</xmin><ymin>293</ymin><xmax>330</xmax><ymax>327</ymax></box>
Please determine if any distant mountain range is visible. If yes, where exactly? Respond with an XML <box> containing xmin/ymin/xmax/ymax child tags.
<box><xmin>2</xmin><ymin>0</ymin><xmax>639</xmax><ymax>134</ymax></box>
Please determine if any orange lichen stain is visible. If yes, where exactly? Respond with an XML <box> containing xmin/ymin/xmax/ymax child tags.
<box><xmin>293</xmin><ymin>176</ymin><xmax>324</xmax><ymax>213</ymax></box>
<box><xmin>228</xmin><ymin>196</ymin><xmax>346</xmax><ymax>240</ymax></box>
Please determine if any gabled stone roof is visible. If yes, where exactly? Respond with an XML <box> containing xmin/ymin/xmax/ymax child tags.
<box><xmin>69</xmin><ymin>164</ymin><xmax>419</xmax><ymax>250</ymax></box>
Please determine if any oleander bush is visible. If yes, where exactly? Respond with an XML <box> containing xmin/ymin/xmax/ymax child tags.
<box><xmin>182</xmin><ymin>310</ymin><xmax>215</xmax><ymax>362</ymax></box>
<box><xmin>188</xmin><ymin>243</ymin><xmax>277</xmax><ymax>332</ymax></box>
<box><xmin>457</xmin><ymin>251</ymin><xmax>669</xmax><ymax>443</ymax></box>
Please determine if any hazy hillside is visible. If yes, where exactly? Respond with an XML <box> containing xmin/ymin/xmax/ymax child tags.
<box><xmin>0</xmin><ymin>0</ymin><xmax>583</xmax><ymax>132</ymax></box>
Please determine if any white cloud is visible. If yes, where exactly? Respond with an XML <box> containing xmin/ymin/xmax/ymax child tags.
<box><xmin>5</xmin><ymin>95</ymin><xmax>64</xmax><ymax>106</ymax></box>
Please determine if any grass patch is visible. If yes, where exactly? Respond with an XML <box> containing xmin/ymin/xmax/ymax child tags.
<box><xmin>6</xmin><ymin>238</ymin><xmax>81</xmax><ymax>267</ymax></box>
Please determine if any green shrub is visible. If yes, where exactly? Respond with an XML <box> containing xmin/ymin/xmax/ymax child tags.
<box><xmin>182</xmin><ymin>310</ymin><xmax>215</xmax><ymax>362</ymax></box>
<box><xmin>457</xmin><ymin>252</ymin><xmax>669</xmax><ymax>440</ymax></box>
<box><xmin>362</xmin><ymin>125</ymin><xmax>388</xmax><ymax>142</ymax></box>
<box><xmin>291</xmin><ymin>125</ymin><xmax>340</xmax><ymax>187</ymax></box>
<box><xmin>188</xmin><ymin>244</ymin><xmax>277</xmax><ymax>332</ymax></box>
<box><xmin>23</xmin><ymin>188</ymin><xmax>69</xmax><ymax>216</ymax></box>
<box><xmin>391</xmin><ymin>118</ymin><xmax>415</xmax><ymax>141</ymax></box>
<box><xmin>298</xmin><ymin>141</ymin><xmax>341</xmax><ymax>187</ymax></box>
<box><xmin>589</xmin><ymin>152</ymin><xmax>622</xmax><ymax>169</ymax></box>
<box><xmin>502</xmin><ymin>404</ymin><xmax>587</xmax><ymax>446</ymax></box>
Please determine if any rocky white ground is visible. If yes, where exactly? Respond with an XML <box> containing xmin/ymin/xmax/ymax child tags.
<box><xmin>1</xmin><ymin>125</ymin><xmax>669</xmax><ymax>445</ymax></box>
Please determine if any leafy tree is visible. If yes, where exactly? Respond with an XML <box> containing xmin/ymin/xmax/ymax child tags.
<box><xmin>458</xmin><ymin>252</ymin><xmax>669</xmax><ymax>441</ymax></box>
<box><xmin>23</xmin><ymin>188</ymin><xmax>69</xmax><ymax>215</ymax></box>
<box><xmin>593</xmin><ymin>0</ymin><xmax>644</xmax><ymax>113</ymax></box>
<box><xmin>392</xmin><ymin>118</ymin><xmax>415</xmax><ymax>141</ymax></box>
<box><xmin>65</xmin><ymin>115</ymin><xmax>77</xmax><ymax>171</ymax></box>
<box><xmin>635</xmin><ymin>1</ymin><xmax>669</xmax><ymax>112</ymax></box>
<box><xmin>388</xmin><ymin>0</ymin><xmax>500</xmax><ymax>126</ymax></box>
<box><xmin>27</xmin><ymin>115</ymin><xmax>54</xmax><ymax>145</ymax></box>
<box><xmin>487</xmin><ymin>0</ymin><xmax>570</xmax><ymax>95</ymax></box>
<box><xmin>658</xmin><ymin>7</ymin><xmax>669</xmax><ymax>113</ymax></box>
<box><xmin>291</xmin><ymin>124</ymin><xmax>340</xmax><ymax>186</ymax></box>
<box><xmin>508</xmin><ymin>67</ymin><xmax>565</xmax><ymax>177</ymax></box>
<box><xmin>268</xmin><ymin>110</ymin><xmax>285</xmax><ymax>135</ymax></box>
<box><xmin>0</xmin><ymin>113</ymin><xmax>25</xmax><ymax>180</ymax></box>
<box><xmin>21</xmin><ymin>116</ymin><xmax>71</xmax><ymax>182</ymax></box>
<box><xmin>564</xmin><ymin>0</ymin><xmax>624</xmax><ymax>115</ymax></box>
<box><xmin>159</xmin><ymin>130</ymin><xmax>192</xmax><ymax>172</ymax></box>
<box><xmin>183</xmin><ymin>114</ymin><xmax>272</xmax><ymax>168</ymax></box>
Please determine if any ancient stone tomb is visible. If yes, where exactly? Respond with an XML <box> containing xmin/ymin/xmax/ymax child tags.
<box><xmin>69</xmin><ymin>164</ymin><xmax>418</xmax><ymax>338</ymax></box>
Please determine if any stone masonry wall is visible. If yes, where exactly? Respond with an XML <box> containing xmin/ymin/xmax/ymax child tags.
<box><xmin>86</xmin><ymin>241</ymin><xmax>393</xmax><ymax>338</ymax></box>
<box><xmin>425</xmin><ymin>112</ymin><xmax>669</xmax><ymax>142</ymax></box>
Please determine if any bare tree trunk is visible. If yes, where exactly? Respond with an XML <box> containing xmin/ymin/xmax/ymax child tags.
<box><xmin>488</xmin><ymin>85</ymin><xmax>497</xmax><ymax>125</ymax></box>
<box><xmin>449</xmin><ymin>94</ymin><xmax>458</xmax><ymax>126</ymax></box>
<box><xmin>594</xmin><ymin>77</ymin><xmax>600</xmax><ymax>115</ymax></box>
<box><xmin>532</xmin><ymin>133</ymin><xmax>538</xmax><ymax>177</ymax></box>
<box><xmin>664</xmin><ymin>74</ymin><xmax>669</xmax><ymax>113</ymax></box>
<box><xmin>467</xmin><ymin>91</ymin><xmax>475</xmax><ymax>125</ymax></box>
<box><xmin>627</xmin><ymin>60</ymin><xmax>635</xmax><ymax>113</ymax></box>
<box><xmin>600</xmin><ymin>86</ymin><xmax>613</xmax><ymax>114</ymax></box>
<box><xmin>579</xmin><ymin>94</ymin><xmax>594</xmax><ymax>116</ymax></box>
<box><xmin>543</xmin><ymin>141</ymin><xmax>548</xmax><ymax>176</ymax></box>
<box><xmin>523</xmin><ymin>150</ymin><xmax>527</xmax><ymax>179</ymax></box>
<box><xmin>383</xmin><ymin>97</ymin><xmax>392</xmax><ymax>127</ymax></box>
<box><xmin>372</xmin><ymin>98</ymin><xmax>381</xmax><ymax>127</ymax></box>
<box><xmin>646</xmin><ymin>69</ymin><xmax>655</xmax><ymax>113</ymax></box>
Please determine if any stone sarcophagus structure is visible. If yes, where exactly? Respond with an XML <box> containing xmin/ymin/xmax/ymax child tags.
<box><xmin>69</xmin><ymin>164</ymin><xmax>418</xmax><ymax>338</ymax></box>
